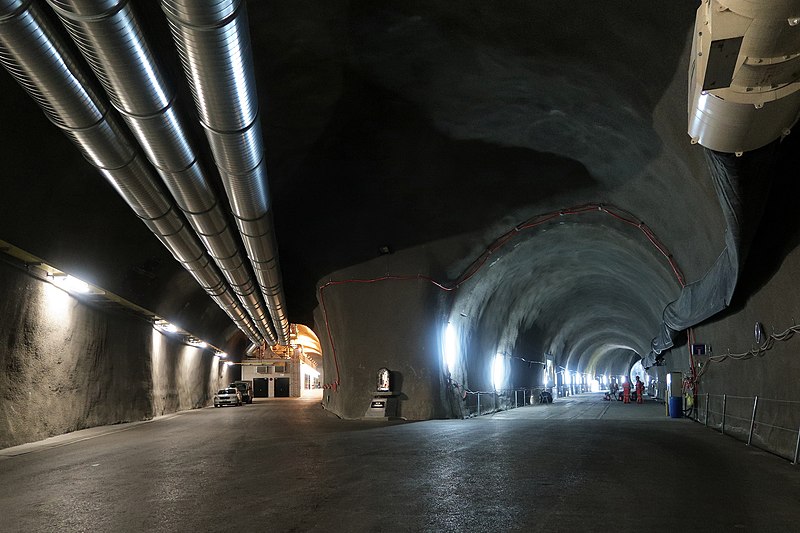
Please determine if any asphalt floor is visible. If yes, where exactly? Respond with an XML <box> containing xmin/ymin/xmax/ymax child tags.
<box><xmin>1</xmin><ymin>392</ymin><xmax>798</xmax><ymax>532</ymax></box>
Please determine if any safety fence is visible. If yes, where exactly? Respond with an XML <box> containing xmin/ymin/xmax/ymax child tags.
<box><xmin>696</xmin><ymin>393</ymin><xmax>800</xmax><ymax>464</ymax></box>
<box><xmin>462</xmin><ymin>388</ymin><xmax>550</xmax><ymax>417</ymax></box>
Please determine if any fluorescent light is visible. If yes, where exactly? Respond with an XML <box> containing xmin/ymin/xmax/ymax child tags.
<box><xmin>444</xmin><ymin>323</ymin><xmax>458</xmax><ymax>374</ymax></box>
<box><xmin>51</xmin><ymin>274</ymin><xmax>90</xmax><ymax>294</ymax></box>
<box><xmin>154</xmin><ymin>320</ymin><xmax>178</xmax><ymax>333</ymax></box>
<box><xmin>492</xmin><ymin>354</ymin><xmax>504</xmax><ymax>391</ymax></box>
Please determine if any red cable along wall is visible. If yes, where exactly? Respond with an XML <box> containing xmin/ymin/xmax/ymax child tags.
<box><xmin>318</xmin><ymin>203</ymin><xmax>686</xmax><ymax>391</ymax></box>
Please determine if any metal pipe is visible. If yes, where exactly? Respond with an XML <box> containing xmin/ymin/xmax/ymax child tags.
<box><xmin>161</xmin><ymin>0</ymin><xmax>290</xmax><ymax>345</ymax></box>
<box><xmin>722</xmin><ymin>394</ymin><xmax>727</xmax><ymax>435</ymax></box>
<box><xmin>747</xmin><ymin>395</ymin><xmax>759</xmax><ymax>446</ymax></box>
<box><xmin>705</xmin><ymin>393</ymin><xmax>709</xmax><ymax>427</ymax></box>
<box><xmin>477</xmin><ymin>393</ymin><xmax>481</xmax><ymax>417</ymax></box>
<box><xmin>0</xmin><ymin>0</ymin><xmax>262</xmax><ymax>344</ymax></box>
<box><xmin>793</xmin><ymin>425</ymin><xmax>800</xmax><ymax>465</ymax></box>
<box><xmin>45</xmin><ymin>0</ymin><xmax>277</xmax><ymax>345</ymax></box>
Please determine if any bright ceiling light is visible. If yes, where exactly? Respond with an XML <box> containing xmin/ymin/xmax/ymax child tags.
<box><xmin>444</xmin><ymin>323</ymin><xmax>458</xmax><ymax>374</ymax></box>
<box><xmin>216</xmin><ymin>351</ymin><xmax>227</xmax><ymax>358</ymax></box>
<box><xmin>52</xmin><ymin>274</ymin><xmax>90</xmax><ymax>294</ymax></box>
<box><xmin>492</xmin><ymin>354</ymin><xmax>505</xmax><ymax>391</ymax></box>
<box><xmin>154</xmin><ymin>320</ymin><xmax>178</xmax><ymax>333</ymax></box>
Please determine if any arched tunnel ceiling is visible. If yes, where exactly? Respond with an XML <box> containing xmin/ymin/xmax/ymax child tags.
<box><xmin>450</xmin><ymin>218</ymin><xmax>682</xmax><ymax>377</ymax></box>
<box><xmin>2</xmin><ymin>0</ymin><xmax>795</xmax><ymax>366</ymax></box>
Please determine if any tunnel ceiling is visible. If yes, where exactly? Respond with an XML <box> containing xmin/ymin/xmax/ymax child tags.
<box><xmin>2</xmin><ymin>1</ymin><xmax>794</xmax><ymax>364</ymax></box>
<box><xmin>450</xmin><ymin>217</ymin><xmax>682</xmax><ymax>377</ymax></box>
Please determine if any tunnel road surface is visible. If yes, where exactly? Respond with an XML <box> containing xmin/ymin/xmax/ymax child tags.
<box><xmin>1</xmin><ymin>393</ymin><xmax>799</xmax><ymax>532</ymax></box>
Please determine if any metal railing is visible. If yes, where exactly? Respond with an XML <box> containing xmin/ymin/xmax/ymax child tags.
<box><xmin>462</xmin><ymin>387</ymin><xmax>553</xmax><ymax>417</ymax></box>
<box><xmin>697</xmin><ymin>393</ymin><xmax>800</xmax><ymax>464</ymax></box>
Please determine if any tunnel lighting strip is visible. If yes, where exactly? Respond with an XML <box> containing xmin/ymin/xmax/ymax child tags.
<box><xmin>317</xmin><ymin>202</ymin><xmax>687</xmax><ymax>391</ymax></box>
<box><xmin>0</xmin><ymin>239</ymin><xmax>233</xmax><ymax>360</ymax></box>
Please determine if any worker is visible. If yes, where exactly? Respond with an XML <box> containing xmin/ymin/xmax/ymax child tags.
<box><xmin>622</xmin><ymin>378</ymin><xmax>631</xmax><ymax>404</ymax></box>
<box><xmin>635</xmin><ymin>376</ymin><xmax>644</xmax><ymax>404</ymax></box>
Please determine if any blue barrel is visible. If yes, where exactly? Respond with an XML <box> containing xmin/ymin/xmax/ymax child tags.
<box><xmin>668</xmin><ymin>397</ymin><xmax>683</xmax><ymax>418</ymax></box>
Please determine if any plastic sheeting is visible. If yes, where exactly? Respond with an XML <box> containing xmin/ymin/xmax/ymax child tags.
<box><xmin>642</xmin><ymin>141</ymin><xmax>779</xmax><ymax>367</ymax></box>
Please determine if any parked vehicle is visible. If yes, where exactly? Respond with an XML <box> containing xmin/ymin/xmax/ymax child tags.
<box><xmin>214</xmin><ymin>388</ymin><xmax>242</xmax><ymax>407</ymax></box>
<box><xmin>229</xmin><ymin>380</ymin><xmax>254</xmax><ymax>404</ymax></box>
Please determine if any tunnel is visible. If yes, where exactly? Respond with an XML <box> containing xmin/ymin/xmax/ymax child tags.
<box><xmin>2</xmin><ymin>0</ymin><xmax>800</xmax><ymax>529</ymax></box>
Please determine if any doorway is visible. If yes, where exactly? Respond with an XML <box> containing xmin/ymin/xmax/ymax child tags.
<box><xmin>253</xmin><ymin>378</ymin><xmax>269</xmax><ymax>398</ymax></box>
<box><xmin>274</xmin><ymin>377</ymin><xmax>290</xmax><ymax>397</ymax></box>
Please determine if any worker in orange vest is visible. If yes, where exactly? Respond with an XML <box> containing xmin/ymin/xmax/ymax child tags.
<box><xmin>635</xmin><ymin>376</ymin><xmax>644</xmax><ymax>404</ymax></box>
<box><xmin>622</xmin><ymin>379</ymin><xmax>631</xmax><ymax>404</ymax></box>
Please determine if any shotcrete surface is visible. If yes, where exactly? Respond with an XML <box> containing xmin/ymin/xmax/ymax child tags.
<box><xmin>0</xmin><ymin>263</ymin><xmax>231</xmax><ymax>448</ymax></box>
<box><xmin>2</xmin><ymin>394</ymin><xmax>799</xmax><ymax>532</ymax></box>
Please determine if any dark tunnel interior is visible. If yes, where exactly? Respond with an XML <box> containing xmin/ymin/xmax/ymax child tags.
<box><xmin>1</xmin><ymin>0</ymin><xmax>800</xmax><ymax>434</ymax></box>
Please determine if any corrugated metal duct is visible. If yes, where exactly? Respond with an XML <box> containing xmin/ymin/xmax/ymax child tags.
<box><xmin>162</xmin><ymin>0</ymin><xmax>291</xmax><ymax>345</ymax></box>
<box><xmin>46</xmin><ymin>0</ymin><xmax>278</xmax><ymax>345</ymax></box>
<box><xmin>0</xmin><ymin>0</ymin><xmax>263</xmax><ymax>344</ymax></box>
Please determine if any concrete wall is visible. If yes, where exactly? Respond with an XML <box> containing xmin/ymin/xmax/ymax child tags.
<box><xmin>648</xmin><ymin>238</ymin><xmax>800</xmax><ymax>459</ymax></box>
<box><xmin>689</xmin><ymin>241</ymin><xmax>800</xmax><ymax>459</ymax></box>
<box><xmin>0</xmin><ymin>262</ymin><xmax>234</xmax><ymax>449</ymax></box>
<box><xmin>315</xmin><ymin>255</ymin><xmax>449</xmax><ymax>420</ymax></box>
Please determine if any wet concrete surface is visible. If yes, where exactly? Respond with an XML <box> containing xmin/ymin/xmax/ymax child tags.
<box><xmin>2</xmin><ymin>392</ymin><xmax>799</xmax><ymax>532</ymax></box>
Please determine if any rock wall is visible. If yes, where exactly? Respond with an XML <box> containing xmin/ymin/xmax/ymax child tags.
<box><xmin>686</xmin><ymin>240</ymin><xmax>800</xmax><ymax>459</ymax></box>
<box><xmin>0</xmin><ymin>262</ymin><xmax>232</xmax><ymax>449</ymax></box>
<box><xmin>315</xmin><ymin>254</ymin><xmax>450</xmax><ymax>420</ymax></box>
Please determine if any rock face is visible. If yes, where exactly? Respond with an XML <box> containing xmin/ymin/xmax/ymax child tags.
<box><xmin>0</xmin><ymin>262</ymin><xmax>233</xmax><ymax>449</ymax></box>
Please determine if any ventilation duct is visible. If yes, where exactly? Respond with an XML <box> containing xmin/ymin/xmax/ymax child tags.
<box><xmin>46</xmin><ymin>0</ymin><xmax>278</xmax><ymax>345</ymax></box>
<box><xmin>0</xmin><ymin>0</ymin><xmax>263</xmax><ymax>344</ymax></box>
<box><xmin>688</xmin><ymin>0</ymin><xmax>800</xmax><ymax>153</ymax></box>
<box><xmin>162</xmin><ymin>0</ymin><xmax>291</xmax><ymax>345</ymax></box>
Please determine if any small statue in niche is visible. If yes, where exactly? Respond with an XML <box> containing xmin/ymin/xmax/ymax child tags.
<box><xmin>377</xmin><ymin>367</ymin><xmax>390</xmax><ymax>393</ymax></box>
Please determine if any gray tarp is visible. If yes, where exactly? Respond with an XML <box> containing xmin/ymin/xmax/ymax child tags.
<box><xmin>643</xmin><ymin>141</ymin><xmax>778</xmax><ymax>367</ymax></box>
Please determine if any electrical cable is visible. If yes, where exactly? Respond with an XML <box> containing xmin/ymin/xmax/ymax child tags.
<box><xmin>696</xmin><ymin>320</ymin><xmax>800</xmax><ymax>380</ymax></box>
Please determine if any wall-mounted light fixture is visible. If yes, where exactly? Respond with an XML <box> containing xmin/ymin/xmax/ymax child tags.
<box><xmin>754</xmin><ymin>322</ymin><xmax>765</xmax><ymax>345</ymax></box>
<box><xmin>154</xmin><ymin>319</ymin><xmax>178</xmax><ymax>333</ymax></box>
<box><xmin>49</xmin><ymin>274</ymin><xmax>90</xmax><ymax>294</ymax></box>
<box><xmin>443</xmin><ymin>322</ymin><xmax>458</xmax><ymax>374</ymax></box>
<box><xmin>492</xmin><ymin>353</ymin><xmax>505</xmax><ymax>391</ymax></box>
<box><xmin>187</xmin><ymin>337</ymin><xmax>208</xmax><ymax>349</ymax></box>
